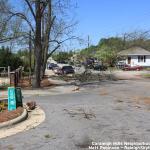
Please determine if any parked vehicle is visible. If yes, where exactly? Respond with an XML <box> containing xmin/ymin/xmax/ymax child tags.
<box><xmin>48</xmin><ymin>63</ymin><xmax>58</xmax><ymax>70</ymax></box>
<box><xmin>116</xmin><ymin>61</ymin><xmax>127</xmax><ymax>69</ymax></box>
<box><xmin>62</xmin><ymin>66</ymin><xmax>74</xmax><ymax>74</ymax></box>
<box><xmin>93</xmin><ymin>64</ymin><xmax>107</xmax><ymax>71</ymax></box>
<box><xmin>54</xmin><ymin>66</ymin><xmax>75</xmax><ymax>75</ymax></box>
<box><xmin>122</xmin><ymin>65</ymin><xmax>143</xmax><ymax>71</ymax></box>
<box><xmin>53</xmin><ymin>67</ymin><xmax>62</xmax><ymax>75</ymax></box>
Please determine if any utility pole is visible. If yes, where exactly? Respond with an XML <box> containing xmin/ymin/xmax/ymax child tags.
<box><xmin>88</xmin><ymin>35</ymin><xmax>90</xmax><ymax>48</ymax></box>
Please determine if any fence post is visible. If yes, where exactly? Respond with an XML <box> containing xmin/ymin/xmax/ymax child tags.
<box><xmin>15</xmin><ymin>71</ymin><xmax>18</xmax><ymax>87</ymax></box>
<box><xmin>8</xmin><ymin>66</ymin><xmax>10</xmax><ymax>78</ymax></box>
<box><xmin>10</xmin><ymin>72</ymin><xmax>15</xmax><ymax>87</ymax></box>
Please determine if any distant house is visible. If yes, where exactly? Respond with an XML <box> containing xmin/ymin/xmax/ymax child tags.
<box><xmin>47</xmin><ymin>57</ymin><xmax>57</xmax><ymax>64</ymax></box>
<box><xmin>118</xmin><ymin>47</ymin><xmax>150</xmax><ymax>67</ymax></box>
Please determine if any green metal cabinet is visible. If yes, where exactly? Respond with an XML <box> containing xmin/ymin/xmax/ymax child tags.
<box><xmin>15</xmin><ymin>87</ymin><xmax>23</xmax><ymax>107</ymax></box>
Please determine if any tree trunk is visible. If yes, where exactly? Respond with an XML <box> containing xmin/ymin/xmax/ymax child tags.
<box><xmin>32</xmin><ymin>42</ymin><xmax>42</xmax><ymax>88</ymax></box>
<box><xmin>32</xmin><ymin>0</ymin><xmax>42</xmax><ymax>88</ymax></box>
<box><xmin>41</xmin><ymin>51</ymin><xmax>48</xmax><ymax>78</ymax></box>
<box><xmin>41</xmin><ymin>40</ymin><xmax>49</xmax><ymax>77</ymax></box>
<box><xmin>41</xmin><ymin>1</ymin><xmax>53</xmax><ymax>78</ymax></box>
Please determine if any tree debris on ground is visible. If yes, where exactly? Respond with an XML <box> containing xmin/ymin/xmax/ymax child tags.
<box><xmin>63</xmin><ymin>108</ymin><xmax>96</xmax><ymax>120</ymax></box>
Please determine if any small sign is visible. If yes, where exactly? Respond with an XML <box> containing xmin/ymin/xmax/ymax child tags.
<box><xmin>8</xmin><ymin>87</ymin><xmax>16</xmax><ymax>111</ymax></box>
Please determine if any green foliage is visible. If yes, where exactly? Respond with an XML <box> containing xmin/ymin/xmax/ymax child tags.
<box><xmin>79</xmin><ymin>37</ymin><xmax>123</xmax><ymax>66</ymax></box>
<box><xmin>98</xmin><ymin>37</ymin><xmax>125</xmax><ymax>51</ymax></box>
<box><xmin>80</xmin><ymin>45</ymin><xmax>98</xmax><ymax>58</ymax></box>
<box><xmin>79</xmin><ymin>35</ymin><xmax>150</xmax><ymax>66</ymax></box>
<box><xmin>53</xmin><ymin>51</ymin><xmax>73</xmax><ymax>63</ymax></box>
<box><xmin>16</xmin><ymin>49</ymin><xmax>34</xmax><ymax>72</ymax></box>
<box><xmin>95</xmin><ymin>46</ymin><xmax>118</xmax><ymax>67</ymax></box>
<box><xmin>0</xmin><ymin>46</ymin><xmax>23</xmax><ymax>70</ymax></box>
<box><xmin>0</xmin><ymin>101</ymin><xmax>7</xmax><ymax>112</ymax></box>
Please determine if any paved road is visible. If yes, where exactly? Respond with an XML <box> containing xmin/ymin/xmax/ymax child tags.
<box><xmin>0</xmin><ymin>80</ymin><xmax>150</xmax><ymax>150</ymax></box>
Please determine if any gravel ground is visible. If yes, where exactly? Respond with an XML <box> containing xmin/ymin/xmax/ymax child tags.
<box><xmin>0</xmin><ymin>79</ymin><xmax>150</xmax><ymax>150</ymax></box>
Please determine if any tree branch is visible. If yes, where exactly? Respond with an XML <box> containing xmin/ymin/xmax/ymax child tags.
<box><xmin>0</xmin><ymin>34</ymin><xmax>28</xmax><ymax>43</ymax></box>
<box><xmin>24</xmin><ymin>0</ymin><xmax>36</xmax><ymax>21</ymax></box>
<box><xmin>47</xmin><ymin>36</ymin><xmax>78</xmax><ymax>57</ymax></box>
<box><xmin>48</xmin><ymin>44</ymin><xmax>60</xmax><ymax>57</ymax></box>
<box><xmin>49</xmin><ymin>36</ymin><xmax>78</xmax><ymax>45</ymax></box>
<box><xmin>6</xmin><ymin>11</ymin><xmax>35</xmax><ymax>34</ymax></box>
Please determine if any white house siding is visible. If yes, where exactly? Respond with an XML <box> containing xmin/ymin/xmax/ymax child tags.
<box><xmin>126</xmin><ymin>55</ymin><xmax>150</xmax><ymax>67</ymax></box>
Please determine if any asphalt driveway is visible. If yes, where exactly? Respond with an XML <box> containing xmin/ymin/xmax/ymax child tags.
<box><xmin>0</xmin><ymin>79</ymin><xmax>150</xmax><ymax>150</ymax></box>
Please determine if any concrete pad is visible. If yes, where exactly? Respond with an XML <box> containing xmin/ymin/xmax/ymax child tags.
<box><xmin>0</xmin><ymin>106</ymin><xmax>45</xmax><ymax>139</ymax></box>
<box><xmin>45</xmin><ymin>69</ymin><xmax>55</xmax><ymax>76</ymax></box>
<box><xmin>0</xmin><ymin>84</ymin><xmax>79</xmax><ymax>99</ymax></box>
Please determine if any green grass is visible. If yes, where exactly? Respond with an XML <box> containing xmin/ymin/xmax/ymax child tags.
<box><xmin>0</xmin><ymin>101</ymin><xmax>7</xmax><ymax>112</ymax></box>
<box><xmin>142</xmin><ymin>74</ymin><xmax>150</xmax><ymax>78</ymax></box>
<box><xmin>144</xmin><ymin>68</ymin><xmax>150</xmax><ymax>71</ymax></box>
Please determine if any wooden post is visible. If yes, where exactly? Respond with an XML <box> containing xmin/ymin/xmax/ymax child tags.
<box><xmin>8</xmin><ymin>66</ymin><xmax>10</xmax><ymax>78</ymax></box>
<box><xmin>8</xmin><ymin>66</ymin><xmax>11</xmax><ymax>85</ymax></box>
<box><xmin>14</xmin><ymin>71</ymin><xmax>18</xmax><ymax>87</ymax></box>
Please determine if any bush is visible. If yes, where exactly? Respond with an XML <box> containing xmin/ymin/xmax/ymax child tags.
<box><xmin>0</xmin><ymin>46</ymin><xmax>23</xmax><ymax>70</ymax></box>
<box><xmin>0</xmin><ymin>101</ymin><xmax>7</xmax><ymax>112</ymax></box>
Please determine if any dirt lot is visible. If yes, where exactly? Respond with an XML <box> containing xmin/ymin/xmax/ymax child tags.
<box><xmin>0</xmin><ymin>79</ymin><xmax>150</xmax><ymax>150</ymax></box>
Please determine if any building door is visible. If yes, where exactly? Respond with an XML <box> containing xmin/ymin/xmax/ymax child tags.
<box><xmin>128</xmin><ymin>57</ymin><xmax>131</xmax><ymax>64</ymax></box>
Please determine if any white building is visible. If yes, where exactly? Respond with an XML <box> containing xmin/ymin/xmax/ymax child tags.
<box><xmin>118</xmin><ymin>47</ymin><xmax>150</xmax><ymax>67</ymax></box>
<box><xmin>47</xmin><ymin>57</ymin><xmax>57</xmax><ymax>64</ymax></box>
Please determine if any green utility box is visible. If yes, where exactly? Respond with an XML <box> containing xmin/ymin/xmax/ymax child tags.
<box><xmin>15</xmin><ymin>87</ymin><xmax>23</xmax><ymax>107</ymax></box>
<box><xmin>8</xmin><ymin>87</ymin><xmax>23</xmax><ymax>111</ymax></box>
<box><xmin>8</xmin><ymin>87</ymin><xmax>16</xmax><ymax>111</ymax></box>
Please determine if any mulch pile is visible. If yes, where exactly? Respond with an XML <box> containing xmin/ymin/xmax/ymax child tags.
<box><xmin>0</xmin><ymin>107</ymin><xmax>24</xmax><ymax>123</ymax></box>
<box><xmin>18</xmin><ymin>77</ymin><xmax>55</xmax><ymax>89</ymax></box>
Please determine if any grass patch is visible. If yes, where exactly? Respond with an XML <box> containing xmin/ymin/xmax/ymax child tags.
<box><xmin>144</xmin><ymin>68</ymin><xmax>150</xmax><ymax>71</ymax></box>
<box><xmin>0</xmin><ymin>101</ymin><xmax>7</xmax><ymax>112</ymax></box>
<box><xmin>142</xmin><ymin>74</ymin><xmax>150</xmax><ymax>78</ymax></box>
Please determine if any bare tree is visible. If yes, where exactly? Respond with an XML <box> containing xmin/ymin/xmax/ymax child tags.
<box><xmin>0</xmin><ymin>0</ymin><xmax>78</xmax><ymax>88</ymax></box>
<box><xmin>122</xmin><ymin>30</ymin><xmax>150</xmax><ymax>50</ymax></box>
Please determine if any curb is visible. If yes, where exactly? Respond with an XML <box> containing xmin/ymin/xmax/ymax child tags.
<box><xmin>0</xmin><ymin>98</ymin><xmax>7</xmax><ymax>102</ymax></box>
<box><xmin>0</xmin><ymin>108</ymin><xmax>28</xmax><ymax>129</ymax></box>
<box><xmin>0</xmin><ymin>106</ymin><xmax>45</xmax><ymax>139</ymax></box>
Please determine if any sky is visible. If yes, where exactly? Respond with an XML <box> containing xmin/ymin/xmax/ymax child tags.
<box><xmin>75</xmin><ymin>0</ymin><xmax>150</xmax><ymax>48</ymax></box>
<box><xmin>7</xmin><ymin>0</ymin><xmax>150</xmax><ymax>50</ymax></box>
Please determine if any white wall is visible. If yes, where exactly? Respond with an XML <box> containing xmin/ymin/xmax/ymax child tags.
<box><xmin>47</xmin><ymin>57</ymin><xmax>57</xmax><ymax>64</ymax></box>
<box><xmin>126</xmin><ymin>55</ymin><xmax>150</xmax><ymax>67</ymax></box>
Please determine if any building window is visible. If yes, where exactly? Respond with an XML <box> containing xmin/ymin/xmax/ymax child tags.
<box><xmin>144</xmin><ymin>56</ymin><xmax>146</xmax><ymax>62</ymax></box>
<box><xmin>138</xmin><ymin>56</ymin><xmax>146</xmax><ymax>63</ymax></box>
